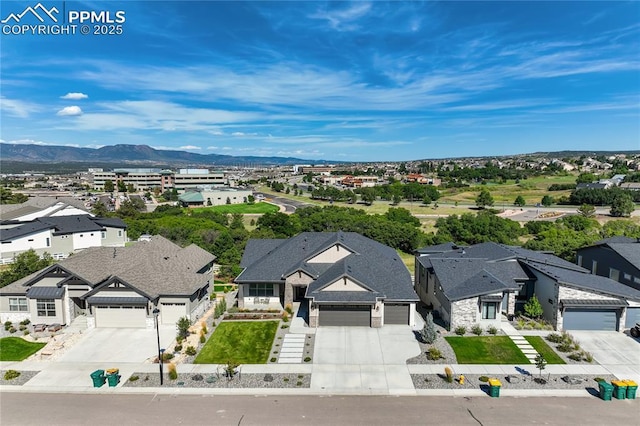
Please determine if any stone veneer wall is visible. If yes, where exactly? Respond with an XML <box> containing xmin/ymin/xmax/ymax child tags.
<box><xmin>557</xmin><ymin>285</ymin><xmax>624</xmax><ymax>331</ymax></box>
<box><xmin>450</xmin><ymin>298</ymin><xmax>478</xmax><ymax>329</ymax></box>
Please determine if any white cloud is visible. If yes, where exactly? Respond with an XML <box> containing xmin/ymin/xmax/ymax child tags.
<box><xmin>0</xmin><ymin>97</ymin><xmax>38</xmax><ymax>118</ymax></box>
<box><xmin>179</xmin><ymin>145</ymin><xmax>201</xmax><ymax>150</ymax></box>
<box><xmin>1</xmin><ymin>138</ymin><xmax>52</xmax><ymax>146</ymax></box>
<box><xmin>57</xmin><ymin>106</ymin><xmax>83</xmax><ymax>116</ymax></box>
<box><xmin>60</xmin><ymin>92</ymin><xmax>89</xmax><ymax>100</ymax></box>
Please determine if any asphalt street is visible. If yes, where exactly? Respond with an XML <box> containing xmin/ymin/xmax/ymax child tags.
<box><xmin>1</xmin><ymin>393</ymin><xmax>637</xmax><ymax>425</ymax></box>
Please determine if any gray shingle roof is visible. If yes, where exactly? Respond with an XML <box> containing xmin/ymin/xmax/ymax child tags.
<box><xmin>607</xmin><ymin>243</ymin><xmax>640</xmax><ymax>269</ymax></box>
<box><xmin>0</xmin><ymin>197</ymin><xmax>88</xmax><ymax>219</ymax></box>
<box><xmin>525</xmin><ymin>260</ymin><xmax>640</xmax><ymax>301</ymax></box>
<box><xmin>238</xmin><ymin>231</ymin><xmax>418</xmax><ymax>303</ymax></box>
<box><xmin>561</xmin><ymin>299</ymin><xmax>627</xmax><ymax>308</ymax></box>
<box><xmin>86</xmin><ymin>296</ymin><xmax>148</xmax><ymax>305</ymax></box>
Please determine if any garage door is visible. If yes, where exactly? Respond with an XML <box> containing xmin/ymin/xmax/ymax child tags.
<box><xmin>95</xmin><ymin>306</ymin><xmax>147</xmax><ymax>328</ymax></box>
<box><xmin>625</xmin><ymin>307</ymin><xmax>640</xmax><ymax>328</ymax></box>
<box><xmin>563</xmin><ymin>309</ymin><xmax>619</xmax><ymax>331</ymax></box>
<box><xmin>319</xmin><ymin>305</ymin><xmax>370</xmax><ymax>326</ymax></box>
<box><xmin>385</xmin><ymin>304</ymin><xmax>409</xmax><ymax>325</ymax></box>
<box><xmin>161</xmin><ymin>303</ymin><xmax>187</xmax><ymax>325</ymax></box>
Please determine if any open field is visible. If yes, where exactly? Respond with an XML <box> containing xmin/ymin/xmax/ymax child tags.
<box><xmin>191</xmin><ymin>203</ymin><xmax>279</xmax><ymax>214</ymax></box>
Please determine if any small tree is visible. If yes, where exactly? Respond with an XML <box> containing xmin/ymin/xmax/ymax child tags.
<box><xmin>541</xmin><ymin>195</ymin><xmax>554</xmax><ymax>207</ymax></box>
<box><xmin>514</xmin><ymin>195</ymin><xmax>525</xmax><ymax>207</ymax></box>
<box><xmin>577</xmin><ymin>204</ymin><xmax>596</xmax><ymax>218</ymax></box>
<box><xmin>534</xmin><ymin>353</ymin><xmax>547</xmax><ymax>380</ymax></box>
<box><xmin>419</xmin><ymin>312</ymin><xmax>438</xmax><ymax>344</ymax></box>
<box><xmin>176</xmin><ymin>316</ymin><xmax>191</xmax><ymax>340</ymax></box>
<box><xmin>104</xmin><ymin>180</ymin><xmax>115</xmax><ymax>192</ymax></box>
<box><xmin>524</xmin><ymin>294</ymin><xmax>544</xmax><ymax>319</ymax></box>
<box><xmin>475</xmin><ymin>189</ymin><xmax>494</xmax><ymax>209</ymax></box>
<box><xmin>610</xmin><ymin>194</ymin><xmax>634</xmax><ymax>217</ymax></box>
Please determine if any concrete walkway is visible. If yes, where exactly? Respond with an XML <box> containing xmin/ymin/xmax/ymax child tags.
<box><xmin>278</xmin><ymin>334</ymin><xmax>305</xmax><ymax>363</ymax></box>
<box><xmin>501</xmin><ymin>321</ymin><xmax>539</xmax><ymax>363</ymax></box>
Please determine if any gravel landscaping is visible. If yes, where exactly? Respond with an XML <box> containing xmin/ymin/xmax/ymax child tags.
<box><xmin>407</xmin><ymin>334</ymin><xmax>457</xmax><ymax>365</ymax></box>
<box><xmin>123</xmin><ymin>372</ymin><xmax>311</xmax><ymax>388</ymax></box>
<box><xmin>0</xmin><ymin>370</ymin><xmax>40</xmax><ymax>386</ymax></box>
<box><xmin>412</xmin><ymin>373</ymin><xmax>617</xmax><ymax>391</ymax></box>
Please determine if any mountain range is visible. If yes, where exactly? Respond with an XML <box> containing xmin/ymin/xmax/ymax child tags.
<box><xmin>0</xmin><ymin>143</ymin><xmax>324</xmax><ymax>166</ymax></box>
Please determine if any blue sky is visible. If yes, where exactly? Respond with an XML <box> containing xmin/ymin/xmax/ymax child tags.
<box><xmin>1</xmin><ymin>1</ymin><xmax>639</xmax><ymax>162</ymax></box>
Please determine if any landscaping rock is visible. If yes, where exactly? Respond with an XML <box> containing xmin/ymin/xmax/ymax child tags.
<box><xmin>506</xmin><ymin>375</ymin><xmax>520</xmax><ymax>384</ymax></box>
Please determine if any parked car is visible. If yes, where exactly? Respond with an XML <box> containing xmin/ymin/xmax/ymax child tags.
<box><xmin>631</xmin><ymin>322</ymin><xmax>640</xmax><ymax>338</ymax></box>
<box><xmin>47</xmin><ymin>323</ymin><xmax>62</xmax><ymax>332</ymax></box>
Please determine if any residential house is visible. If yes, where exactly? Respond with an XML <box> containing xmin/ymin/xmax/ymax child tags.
<box><xmin>415</xmin><ymin>242</ymin><xmax>640</xmax><ymax>332</ymax></box>
<box><xmin>0</xmin><ymin>215</ymin><xmax>127</xmax><ymax>264</ymax></box>
<box><xmin>577</xmin><ymin>237</ymin><xmax>640</xmax><ymax>328</ymax></box>
<box><xmin>0</xmin><ymin>197</ymin><xmax>89</xmax><ymax>222</ymax></box>
<box><xmin>0</xmin><ymin>236</ymin><xmax>215</xmax><ymax>328</ymax></box>
<box><xmin>235</xmin><ymin>231</ymin><xmax>419</xmax><ymax>327</ymax></box>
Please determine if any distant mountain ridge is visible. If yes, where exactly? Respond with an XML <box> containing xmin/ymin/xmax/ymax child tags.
<box><xmin>0</xmin><ymin>143</ymin><xmax>327</xmax><ymax>166</ymax></box>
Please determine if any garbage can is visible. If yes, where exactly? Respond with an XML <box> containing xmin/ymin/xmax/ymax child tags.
<box><xmin>598</xmin><ymin>381</ymin><xmax>613</xmax><ymax>401</ymax></box>
<box><xmin>90</xmin><ymin>370</ymin><xmax>105</xmax><ymax>388</ymax></box>
<box><xmin>488</xmin><ymin>378</ymin><xmax>501</xmax><ymax>398</ymax></box>
<box><xmin>106</xmin><ymin>368</ymin><xmax>120</xmax><ymax>387</ymax></box>
<box><xmin>623</xmin><ymin>380</ymin><xmax>637</xmax><ymax>400</ymax></box>
<box><xmin>611</xmin><ymin>380</ymin><xmax>627</xmax><ymax>400</ymax></box>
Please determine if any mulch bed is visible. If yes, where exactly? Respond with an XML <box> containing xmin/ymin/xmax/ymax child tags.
<box><xmin>123</xmin><ymin>372</ymin><xmax>311</xmax><ymax>388</ymax></box>
<box><xmin>0</xmin><ymin>370</ymin><xmax>40</xmax><ymax>386</ymax></box>
<box><xmin>412</xmin><ymin>373</ymin><xmax>616</xmax><ymax>391</ymax></box>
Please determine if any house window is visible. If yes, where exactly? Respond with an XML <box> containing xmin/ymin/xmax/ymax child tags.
<box><xmin>577</xmin><ymin>255</ymin><xmax>582</xmax><ymax>267</ymax></box>
<box><xmin>118</xmin><ymin>230</ymin><xmax>122</xmax><ymax>237</ymax></box>
<box><xmin>634</xmin><ymin>277</ymin><xmax>640</xmax><ymax>284</ymax></box>
<box><xmin>482</xmin><ymin>302</ymin><xmax>498</xmax><ymax>320</ymax></box>
<box><xmin>46</xmin><ymin>237</ymin><xmax>50</xmax><ymax>247</ymax></box>
<box><xmin>9</xmin><ymin>298</ymin><xmax>28</xmax><ymax>312</ymax></box>
<box><xmin>609</xmin><ymin>268</ymin><xmax>619</xmax><ymax>281</ymax></box>
<box><xmin>37</xmin><ymin>299</ymin><xmax>56</xmax><ymax>317</ymax></box>
<box><xmin>101</xmin><ymin>231</ymin><xmax>106</xmax><ymax>239</ymax></box>
<box><xmin>592</xmin><ymin>260</ymin><xmax>598</xmax><ymax>274</ymax></box>
<box><xmin>623</xmin><ymin>273</ymin><xmax>632</xmax><ymax>281</ymax></box>
<box><xmin>248</xmin><ymin>283</ymin><xmax>273</xmax><ymax>297</ymax></box>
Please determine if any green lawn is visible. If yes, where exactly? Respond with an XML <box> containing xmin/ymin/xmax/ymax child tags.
<box><xmin>524</xmin><ymin>336</ymin><xmax>566</xmax><ymax>364</ymax></box>
<box><xmin>445</xmin><ymin>336</ymin><xmax>530</xmax><ymax>364</ymax></box>
<box><xmin>194</xmin><ymin>321</ymin><xmax>278</xmax><ymax>364</ymax></box>
<box><xmin>191</xmin><ymin>203</ymin><xmax>279</xmax><ymax>214</ymax></box>
<box><xmin>0</xmin><ymin>337</ymin><xmax>46</xmax><ymax>361</ymax></box>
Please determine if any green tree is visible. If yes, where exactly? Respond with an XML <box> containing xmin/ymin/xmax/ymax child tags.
<box><xmin>256</xmin><ymin>212</ymin><xmax>300</xmax><ymax>238</ymax></box>
<box><xmin>601</xmin><ymin>220</ymin><xmax>640</xmax><ymax>239</ymax></box>
<box><xmin>576</xmin><ymin>173</ymin><xmax>597</xmax><ymax>184</ymax></box>
<box><xmin>541</xmin><ymin>195</ymin><xmax>554</xmax><ymax>207</ymax></box>
<box><xmin>360</xmin><ymin>187</ymin><xmax>376</xmax><ymax>205</ymax></box>
<box><xmin>104</xmin><ymin>180</ymin><xmax>115</xmax><ymax>192</ymax></box>
<box><xmin>419</xmin><ymin>312</ymin><xmax>438</xmax><ymax>344</ymax></box>
<box><xmin>0</xmin><ymin>249</ymin><xmax>54</xmax><ymax>288</ymax></box>
<box><xmin>0</xmin><ymin>187</ymin><xmax>28</xmax><ymax>204</ymax></box>
<box><xmin>577</xmin><ymin>204</ymin><xmax>596</xmax><ymax>218</ymax></box>
<box><xmin>176</xmin><ymin>316</ymin><xmax>191</xmax><ymax>339</ymax></box>
<box><xmin>385</xmin><ymin>207</ymin><xmax>420</xmax><ymax>227</ymax></box>
<box><xmin>226</xmin><ymin>197</ymin><xmax>231</xmax><ymax>205</ymax></box>
<box><xmin>247</xmin><ymin>194</ymin><xmax>255</xmax><ymax>204</ymax></box>
<box><xmin>524</xmin><ymin>294</ymin><xmax>544</xmax><ymax>319</ymax></box>
<box><xmin>535</xmin><ymin>353</ymin><xmax>547</xmax><ymax>380</ymax></box>
<box><xmin>610</xmin><ymin>193</ymin><xmax>634</xmax><ymax>217</ymax></box>
<box><xmin>392</xmin><ymin>192</ymin><xmax>402</xmax><ymax>205</ymax></box>
<box><xmin>117</xmin><ymin>180</ymin><xmax>127</xmax><ymax>192</ymax></box>
<box><xmin>126</xmin><ymin>184</ymin><xmax>135</xmax><ymax>193</ymax></box>
<box><xmin>91</xmin><ymin>201</ymin><xmax>109</xmax><ymax>217</ymax></box>
<box><xmin>514</xmin><ymin>195</ymin><xmax>526</xmax><ymax>207</ymax></box>
<box><xmin>475</xmin><ymin>189</ymin><xmax>494</xmax><ymax>209</ymax></box>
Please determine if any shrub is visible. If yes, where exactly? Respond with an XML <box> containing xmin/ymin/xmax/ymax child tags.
<box><xmin>546</xmin><ymin>333</ymin><xmax>563</xmax><ymax>343</ymax></box>
<box><xmin>283</xmin><ymin>377</ymin><xmax>289</xmax><ymax>382</ymax></box>
<box><xmin>200</xmin><ymin>334</ymin><xmax>205</xmax><ymax>344</ymax></box>
<box><xmin>9</xmin><ymin>327</ymin><xmax>16</xmax><ymax>334</ymax></box>
<box><xmin>478</xmin><ymin>376</ymin><xmax>489</xmax><ymax>383</ymax></box>
<box><xmin>524</xmin><ymin>295</ymin><xmax>543</xmax><ymax>319</ymax></box>
<box><xmin>454</xmin><ymin>326</ymin><xmax>466</xmax><ymax>336</ymax></box>
<box><xmin>201</xmin><ymin>322</ymin><xmax>208</xmax><ymax>335</ymax></box>
<box><xmin>284</xmin><ymin>303</ymin><xmax>293</xmax><ymax>315</ymax></box>
<box><xmin>185</xmin><ymin>346</ymin><xmax>197</xmax><ymax>356</ymax></box>
<box><xmin>281</xmin><ymin>325</ymin><xmax>289</xmax><ymax>329</ymax></box>
<box><xmin>176</xmin><ymin>316</ymin><xmax>191</xmax><ymax>340</ymax></box>
<box><xmin>568</xmin><ymin>353</ymin><xmax>582</xmax><ymax>361</ymax></box>
<box><xmin>19</xmin><ymin>319</ymin><xmax>30</xmax><ymax>326</ymax></box>
<box><xmin>19</xmin><ymin>325</ymin><xmax>26</xmax><ymax>331</ymax></box>
<box><xmin>4</xmin><ymin>321</ymin><xmax>11</xmax><ymax>328</ymax></box>
<box><xmin>168</xmin><ymin>363</ymin><xmax>178</xmax><ymax>380</ymax></box>
<box><xmin>282</xmin><ymin>312</ymin><xmax>289</xmax><ymax>323</ymax></box>
<box><xmin>444</xmin><ymin>366</ymin><xmax>453</xmax><ymax>383</ymax></box>
<box><xmin>174</xmin><ymin>344</ymin><xmax>183</xmax><ymax>352</ymax></box>
<box><xmin>303</xmin><ymin>356</ymin><xmax>311</xmax><ymax>362</ymax></box>
<box><xmin>426</xmin><ymin>347</ymin><xmax>443</xmax><ymax>360</ymax></box>
<box><xmin>23</xmin><ymin>330</ymin><xmax>29</xmax><ymax>336</ymax></box>
<box><xmin>210</xmin><ymin>293</ymin><xmax>217</xmax><ymax>301</ymax></box>
<box><xmin>176</xmin><ymin>335</ymin><xmax>184</xmax><ymax>345</ymax></box>
<box><xmin>557</xmin><ymin>342</ymin><xmax>573</xmax><ymax>352</ymax></box>
<box><xmin>129</xmin><ymin>375</ymin><xmax>139</xmax><ymax>382</ymax></box>
<box><xmin>270</xmin><ymin>357</ymin><xmax>277</xmax><ymax>362</ymax></box>
<box><xmin>4</xmin><ymin>370</ymin><xmax>21</xmax><ymax>380</ymax></box>
<box><xmin>161</xmin><ymin>352</ymin><xmax>174</xmax><ymax>362</ymax></box>
<box><xmin>582</xmin><ymin>351</ymin><xmax>594</xmax><ymax>363</ymax></box>
<box><xmin>471</xmin><ymin>324</ymin><xmax>483</xmax><ymax>336</ymax></box>
<box><xmin>419</xmin><ymin>312</ymin><xmax>438</xmax><ymax>344</ymax></box>
<box><xmin>487</xmin><ymin>326</ymin><xmax>498</xmax><ymax>335</ymax></box>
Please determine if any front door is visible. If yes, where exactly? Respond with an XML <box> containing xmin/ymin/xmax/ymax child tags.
<box><xmin>293</xmin><ymin>286</ymin><xmax>306</xmax><ymax>302</ymax></box>
<box><xmin>73</xmin><ymin>297</ymin><xmax>85</xmax><ymax>317</ymax></box>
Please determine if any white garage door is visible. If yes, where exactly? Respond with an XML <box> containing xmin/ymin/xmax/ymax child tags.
<box><xmin>95</xmin><ymin>306</ymin><xmax>147</xmax><ymax>328</ymax></box>
<box><xmin>161</xmin><ymin>303</ymin><xmax>187</xmax><ymax>325</ymax></box>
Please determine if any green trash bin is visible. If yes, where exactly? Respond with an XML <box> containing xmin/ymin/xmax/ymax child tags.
<box><xmin>598</xmin><ymin>381</ymin><xmax>613</xmax><ymax>401</ymax></box>
<box><xmin>624</xmin><ymin>380</ymin><xmax>637</xmax><ymax>399</ymax></box>
<box><xmin>90</xmin><ymin>370</ymin><xmax>105</xmax><ymax>388</ymax></box>
<box><xmin>488</xmin><ymin>379</ymin><xmax>501</xmax><ymax>398</ymax></box>
<box><xmin>611</xmin><ymin>380</ymin><xmax>627</xmax><ymax>400</ymax></box>
<box><xmin>106</xmin><ymin>373</ymin><xmax>120</xmax><ymax>387</ymax></box>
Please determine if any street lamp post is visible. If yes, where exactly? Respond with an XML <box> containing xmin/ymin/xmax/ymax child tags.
<box><xmin>153</xmin><ymin>308</ymin><xmax>163</xmax><ymax>385</ymax></box>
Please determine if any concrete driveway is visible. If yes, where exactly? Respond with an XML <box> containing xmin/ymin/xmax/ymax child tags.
<box><xmin>310</xmin><ymin>326</ymin><xmax>420</xmax><ymax>394</ymax></box>
<box><xmin>58</xmin><ymin>326</ymin><xmax>176</xmax><ymax>363</ymax></box>
<box><xmin>570</xmin><ymin>331</ymin><xmax>640</xmax><ymax>381</ymax></box>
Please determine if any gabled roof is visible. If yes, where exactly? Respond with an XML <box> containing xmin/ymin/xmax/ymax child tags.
<box><xmin>0</xmin><ymin>197</ymin><xmax>88</xmax><ymax>220</ymax></box>
<box><xmin>416</xmin><ymin>242</ymin><xmax>459</xmax><ymax>254</ymax></box>
<box><xmin>1</xmin><ymin>235</ymin><xmax>215</xmax><ymax>299</ymax></box>
<box><xmin>238</xmin><ymin>231</ymin><xmax>418</xmax><ymax>303</ymax></box>
<box><xmin>580</xmin><ymin>237</ymin><xmax>640</xmax><ymax>270</ymax></box>
<box><xmin>525</xmin><ymin>260</ymin><xmax>640</xmax><ymax>301</ymax></box>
